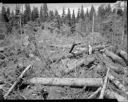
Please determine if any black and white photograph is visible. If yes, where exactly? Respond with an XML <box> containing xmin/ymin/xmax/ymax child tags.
<box><xmin>0</xmin><ymin>1</ymin><xmax>127</xmax><ymax>101</ymax></box>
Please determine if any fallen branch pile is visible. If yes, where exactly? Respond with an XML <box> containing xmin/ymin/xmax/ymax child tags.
<box><xmin>1</xmin><ymin>28</ymin><xmax>127</xmax><ymax>100</ymax></box>
<box><xmin>24</xmin><ymin>43</ymin><xmax>128</xmax><ymax>101</ymax></box>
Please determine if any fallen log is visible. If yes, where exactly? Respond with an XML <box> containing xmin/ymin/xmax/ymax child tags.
<box><xmin>26</xmin><ymin>78</ymin><xmax>103</xmax><ymax>87</ymax></box>
<box><xmin>73</xmin><ymin>44</ymin><xmax>110</xmax><ymax>55</ymax></box>
<box><xmin>51</xmin><ymin>49</ymin><xmax>88</xmax><ymax>64</ymax></box>
<box><xmin>99</xmin><ymin>53</ymin><xmax>124</xmax><ymax>73</ymax></box>
<box><xmin>4</xmin><ymin>64</ymin><xmax>32</xmax><ymax>99</ymax></box>
<box><xmin>108</xmin><ymin>73</ymin><xmax>128</xmax><ymax>94</ymax></box>
<box><xmin>92</xmin><ymin>44</ymin><xmax>110</xmax><ymax>52</ymax></box>
<box><xmin>99</xmin><ymin>66</ymin><xmax>110</xmax><ymax>99</ymax></box>
<box><xmin>64</xmin><ymin>56</ymin><xmax>95</xmax><ymax>73</ymax></box>
<box><xmin>116</xmin><ymin>50</ymin><xmax>128</xmax><ymax>65</ymax></box>
<box><xmin>104</xmin><ymin>49</ymin><xmax>126</xmax><ymax>66</ymax></box>
<box><xmin>51</xmin><ymin>44</ymin><xmax>108</xmax><ymax>63</ymax></box>
<box><xmin>105</xmin><ymin>89</ymin><xmax>128</xmax><ymax>102</ymax></box>
<box><xmin>51</xmin><ymin>44</ymin><xmax>110</xmax><ymax>64</ymax></box>
<box><xmin>64</xmin><ymin>58</ymin><xmax>85</xmax><ymax>73</ymax></box>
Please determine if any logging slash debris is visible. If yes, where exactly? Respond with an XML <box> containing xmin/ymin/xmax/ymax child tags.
<box><xmin>0</xmin><ymin>27</ymin><xmax>127</xmax><ymax>100</ymax></box>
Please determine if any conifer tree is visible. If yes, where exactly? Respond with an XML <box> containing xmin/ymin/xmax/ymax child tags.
<box><xmin>31</xmin><ymin>7</ymin><xmax>39</xmax><ymax>21</ymax></box>
<box><xmin>71</xmin><ymin>9</ymin><xmax>76</xmax><ymax>33</ymax></box>
<box><xmin>24</xmin><ymin>4</ymin><xmax>31</xmax><ymax>24</ymax></box>
<box><xmin>66</xmin><ymin>8</ymin><xmax>71</xmax><ymax>26</ymax></box>
<box><xmin>42</xmin><ymin>3</ymin><xmax>48</xmax><ymax>22</ymax></box>
<box><xmin>40</xmin><ymin>6</ymin><xmax>43</xmax><ymax>22</ymax></box>
<box><xmin>48</xmin><ymin>10</ymin><xmax>54</xmax><ymax>22</ymax></box>
<box><xmin>6</xmin><ymin>7</ymin><xmax>11</xmax><ymax>19</ymax></box>
<box><xmin>54</xmin><ymin>10</ymin><xmax>61</xmax><ymax>29</ymax></box>
<box><xmin>62</xmin><ymin>7</ymin><xmax>66</xmax><ymax>24</ymax></box>
<box><xmin>89</xmin><ymin>5</ymin><xmax>95</xmax><ymax>21</ymax></box>
<box><xmin>1</xmin><ymin>6</ymin><xmax>8</xmax><ymax>22</ymax></box>
<box><xmin>76</xmin><ymin>8</ymin><xmax>80</xmax><ymax>23</ymax></box>
<box><xmin>72</xmin><ymin>10</ymin><xmax>76</xmax><ymax>25</ymax></box>
<box><xmin>80</xmin><ymin>5</ymin><xmax>85</xmax><ymax>20</ymax></box>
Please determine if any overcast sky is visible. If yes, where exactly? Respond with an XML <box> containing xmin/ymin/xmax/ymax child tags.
<box><xmin>0</xmin><ymin>2</ymin><xmax>119</xmax><ymax>15</ymax></box>
<box><xmin>32</xmin><ymin>3</ymin><xmax>104</xmax><ymax>15</ymax></box>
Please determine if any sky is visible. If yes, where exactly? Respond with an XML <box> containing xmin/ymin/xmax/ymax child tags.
<box><xmin>0</xmin><ymin>3</ymin><xmax>107</xmax><ymax>15</ymax></box>
<box><xmin>0</xmin><ymin>2</ymin><xmax>123</xmax><ymax>16</ymax></box>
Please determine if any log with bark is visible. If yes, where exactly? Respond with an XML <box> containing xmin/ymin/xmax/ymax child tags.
<box><xmin>108</xmin><ymin>73</ymin><xmax>128</xmax><ymax>94</ymax></box>
<box><xmin>92</xmin><ymin>44</ymin><xmax>110</xmax><ymax>52</ymax></box>
<box><xmin>51</xmin><ymin>49</ymin><xmax>88</xmax><ymax>64</ymax></box>
<box><xmin>51</xmin><ymin>44</ymin><xmax>109</xmax><ymax>63</ymax></box>
<box><xmin>64</xmin><ymin>56</ymin><xmax>95</xmax><ymax>73</ymax></box>
<box><xmin>104</xmin><ymin>49</ymin><xmax>126</xmax><ymax>66</ymax></box>
<box><xmin>98</xmin><ymin>53</ymin><xmax>124</xmax><ymax>73</ymax></box>
<box><xmin>116</xmin><ymin>50</ymin><xmax>128</xmax><ymax>65</ymax></box>
<box><xmin>25</xmin><ymin>78</ymin><xmax>103</xmax><ymax>87</ymax></box>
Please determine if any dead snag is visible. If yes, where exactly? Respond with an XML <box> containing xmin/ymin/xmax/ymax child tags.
<box><xmin>4</xmin><ymin>64</ymin><xmax>32</xmax><ymax>99</ymax></box>
<box><xmin>27</xmin><ymin>78</ymin><xmax>103</xmax><ymax>87</ymax></box>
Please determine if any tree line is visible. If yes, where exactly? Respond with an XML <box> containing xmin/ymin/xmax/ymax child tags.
<box><xmin>0</xmin><ymin>2</ymin><xmax>127</xmax><ymax>50</ymax></box>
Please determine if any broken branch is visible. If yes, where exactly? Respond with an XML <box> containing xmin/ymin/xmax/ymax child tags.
<box><xmin>4</xmin><ymin>64</ymin><xmax>32</xmax><ymax>99</ymax></box>
<box><xmin>99</xmin><ymin>66</ymin><xmax>110</xmax><ymax>99</ymax></box>
<box><xmin>88</xmin><ymin>87</ymin><xmax>101</xmax><ymax>99</ymax></box>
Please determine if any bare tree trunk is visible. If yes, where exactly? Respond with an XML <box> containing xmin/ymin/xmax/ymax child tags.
<box><xmin>26</xmin><ymin>78</ymin><xmax>103</xmax><ymax>87</ymax></box>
